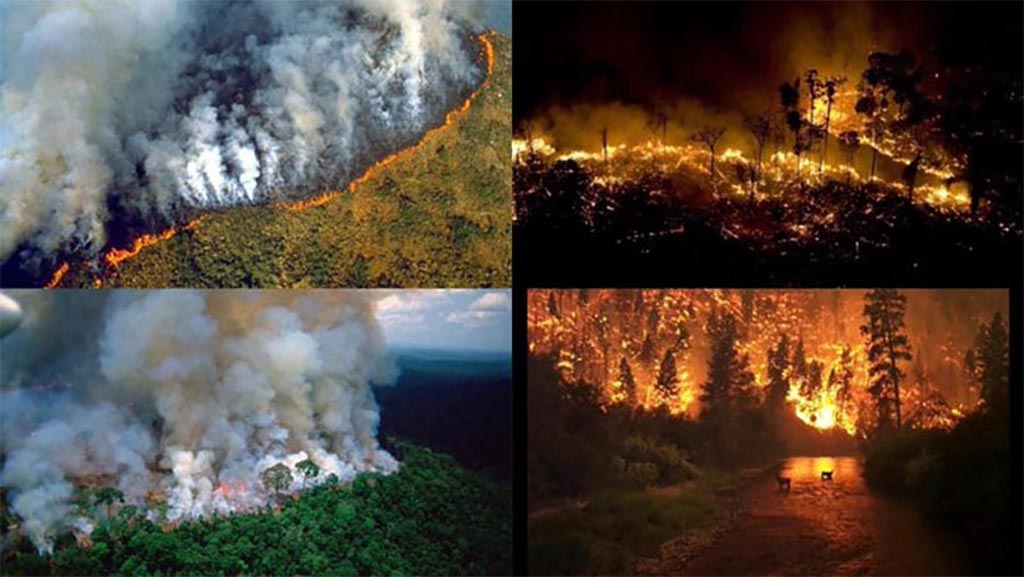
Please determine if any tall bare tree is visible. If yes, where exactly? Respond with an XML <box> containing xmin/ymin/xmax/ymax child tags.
<box><xmin>691</xmin><ymin>126</ymin><xmax>727</xmax><ymax>184</ymax></box>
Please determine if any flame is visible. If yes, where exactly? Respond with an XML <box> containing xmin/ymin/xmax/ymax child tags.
<box><xmin>103</xmin><ymin>218</ymin><xmax>204</xmax><ymax>268</ymax></box>
<box><xmin>43</xmin><ymin>261</ymin><xmax>69</xmax><ymax>289</ymax></box>
<box><xmin>281</xmin><ymin>32</ymin><xmax>496</xmax><ymax>213</ymax></box>
<box><xmin>50</xmin><ymin>32</ymin><xmax>497</xmax><ymax>283</ymax></box>
<box><xmin>528</xmin><ymin>290</ymin><xmax>977</xmax><ymax>435</ymax></box>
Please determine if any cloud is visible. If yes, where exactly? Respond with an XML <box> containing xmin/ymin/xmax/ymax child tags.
<box><xmin>469</xmin><ymin>292</ymin><xmax>511</xmax><ymax>311</ymax></box>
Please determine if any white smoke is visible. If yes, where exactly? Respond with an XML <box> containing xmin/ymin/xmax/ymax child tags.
<box><xmin>0</xmin><ymin>0</ymin><xmax>487</xmax><ymax>267</ymax></box>
<box><xmin>0</xmin><ymin>290</ymin><xmax>399</xmax><ymax>553</ymax></box>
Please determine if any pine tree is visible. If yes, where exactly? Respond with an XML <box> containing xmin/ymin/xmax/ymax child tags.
<box><xmin>802</xmin><ymin>359</ymin><xmax>824</xmax><ymax>399</ymax></box>
<box><xmin>655</xmin><ymin>349</ymin><xmax>679</xmax><ymax>404</ymax></box>
<box><xmin>701</xmin><ymin>311</ymin><xmax>755</xmax><ymax>414</ymax></box>
<box><xmin>618</xmin><ymin>357</ymin><xmax>638</xmax><ymax>406</ymax></box>
<box><xmin>766</xmin><ymin>334</ymin><xmax>791</xmax><ymax>416</ymax></box>
<box><xmin>860</xmin><ymin>289</ymin><xmax>912</xmax><ymax>430</ymax></box>
<box><xmin>976</xmin><ymin>312</ymin><xmax>1009</xmax><ymax>412</ymax></box>
<box><xmin>547</xmin><ymin>292</ymin><xmax>559</xmax><ymax>318</ymax></box>
<box><xmin>791</xmin><ymin>338</ymin><xmax>808</xmax><ymax>382</ymax></box>
<box><xmin>639</xmin><ymin>334</ymin><xmax>657</xmax><ymax>367</ymax></box>
<box><xmin>833</xmin><ymin>345</ymin><xmax>855</xmax><ymax>412</ymax></box>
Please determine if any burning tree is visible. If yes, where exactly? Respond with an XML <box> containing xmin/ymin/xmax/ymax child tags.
<box><xmin>860</xmin><ymin>289</ymin><xmax>912</xmax><ymax>431</ymax></box>
<box><xmin>765</xmin><ymin>334</ymin><xmax>792</xmax><ymax>421</ymax></box>
<box><xmin>743</xmin><ymin>113</ymin><xmax>775</xmax><ymax>198</ymax></box>
<box><xmin>690</xmin><ymin>125</ymin><xmax>727</xmax><ymax>183</ymax></box>
<box><xmin>837</xmin><ymin>131</ymin><xmax>861</xmax><ymax>183</ymax></box>
<box><xmin>654</xmin><ymin>349</ymin><xmax>680</xmax><ymax>405</ymax></box>
<box><xmin>618</xmin><ymin>357</ymin><xmax>638</xmax><ymax>406</ymax></box>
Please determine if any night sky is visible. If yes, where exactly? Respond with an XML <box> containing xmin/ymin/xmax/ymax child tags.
<box><xmin>513</xmin><ymin>1</ymin><xmax>1023</xmax><ymax>121</ymax></box>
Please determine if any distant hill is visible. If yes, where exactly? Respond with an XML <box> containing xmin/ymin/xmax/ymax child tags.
<box><xmin>375</xmin><ymin>348</ymin><xmax>512</xmax><ymax>479</ymax></box>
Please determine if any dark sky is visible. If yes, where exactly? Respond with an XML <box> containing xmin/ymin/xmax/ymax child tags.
<box><xmin>513</xmin><ymin>1</ymin><xmax>1023</xmax><ymax>121</ymax></box>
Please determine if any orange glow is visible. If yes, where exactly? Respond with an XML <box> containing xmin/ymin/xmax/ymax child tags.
<box><xmin>529</xmin><ymin>290</ymin><xmax>990</xmax><ymax>435</ymax></box>
<box><xmin>103</xmin><ymin>218</ymin><xmax>203</xmax><ymax>268</ymax></box>
<box><xmin>281</xmin><ymin>32</ymin><xmax>495</xmax><ymax>213</ymax></box>
<box><xmin>69</xmin><ymin>32</ymin><xmax>497</xmax><ymax>282</ymax></box>
<box><xmin>43</xmin><ymin>261</ymin><xmax>69</xmax><ymax>289</ymax></box>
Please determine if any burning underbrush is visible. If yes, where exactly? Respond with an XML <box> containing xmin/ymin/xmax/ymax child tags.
<box><xmin>0</xmin><ymin>291</ymin><xmax>398</xmax><ymax>554</ymax></box>
<box><xmin>514</xmin><ymin>150</ymin><xmax>1020</xmax><ymax>284</ymax></box>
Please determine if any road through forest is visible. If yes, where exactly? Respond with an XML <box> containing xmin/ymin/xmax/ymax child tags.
<box><xmin>640</xmin><ymin>456</ymin><xmax>968</xmax><ymax>576</ymax></box>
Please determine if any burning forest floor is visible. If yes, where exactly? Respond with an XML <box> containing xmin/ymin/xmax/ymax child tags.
<box><xmin>514</xmin><ymin>156</ymin><xmax>1021</xmax><ymax>286</ymax></box>
<box><xmin>0</xmin><ymin>441</ymin><xmax>512</xmax><ymax>576</ymax></box>
<box><xmin>25</xmin><ymin>32</ymin><xmax>511</xmax><ymax>289</ymax></box>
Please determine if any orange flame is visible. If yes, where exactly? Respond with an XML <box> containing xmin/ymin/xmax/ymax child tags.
<box><xmin>281</xmin><ymin>32</ymin><xmax>495</xmax><ymax>213</ymax></box>
<box><xmin>43</xmin><ymin>261</ymin><xmax>69</xmax><ymax>289</ymax></box>
<box><xmin>103</xmin><ymin>218</ymin><xmax>203</xmax><ymax>268</ymax></box>
<box><xmin>67</xmin><ymin>32</ymin><xmax>497</xmax><ymax>279</ymax></box>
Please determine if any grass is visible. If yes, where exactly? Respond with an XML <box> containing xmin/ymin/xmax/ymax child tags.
<box><xmin>60</xmin><ymin>33</ymin><xmax>511</xmax><ymax>289</ymax></box>
<box><xmin>528</xmin><ymin>474</ymin><xmax>732</xmax><ymax>576</ymax></box>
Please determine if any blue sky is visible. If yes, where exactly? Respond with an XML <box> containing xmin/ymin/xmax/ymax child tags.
<box><xmin>375</xmin><ymin>290</ymin><xmax>511</xmax><ymax>353</ymax></box>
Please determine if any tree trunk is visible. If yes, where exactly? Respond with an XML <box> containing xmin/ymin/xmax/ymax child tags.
<box><xmin>820</xmin><ymin>100</ymin><xmax>832</xmax><ymax>174</ymax></box>
<box><xmin>869</xmin><ymin>146</ymin><xmax>877</xmax><ymax>181</ymax></box>
<box><xmin>709</xmin><ymin>147</ymin><xmax>716</xmax><ymax>183</ymax></box>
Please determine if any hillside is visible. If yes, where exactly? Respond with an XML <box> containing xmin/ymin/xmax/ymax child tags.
<box><xmin>53</xmin><ymin>32</ymin><xmax>511</xmax><ymax>289</ymax></box>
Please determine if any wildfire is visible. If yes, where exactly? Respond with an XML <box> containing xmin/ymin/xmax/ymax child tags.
<box><xmin>41</xmin><ymin>32</ymin><xmax>498</xmax><ymax>285</ymax></box>
<box><xmin>43</xmin><ymin>261</ymin><xmax>69</xmax><ymax>289</ymax></box>
<box><xmin>103</xmin><ymin>218</ymin><xmax>204</xmax><ymax>268</ymax></box>
<box><xmin>529</xmin><ymin>289</ymin><xmax>982</xmax><ymax>435</ymax></box>
<box><xmin>281</xmin><ymin>31</ymin><xmax>496</xmax><ymax>213</ymax></box>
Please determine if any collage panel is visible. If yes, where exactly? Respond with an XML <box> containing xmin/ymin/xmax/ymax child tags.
<box><xmin>513</xmin><ymin>1</ymin><xmax>1022</xmax><ymax>286</ymax></box>
<box><xmin>2</xmin><ymin>1</ymin><xmax>511</xmax><ymax>289</ymax></box>
<box><xmin>0</xmin><ymin>289</ymin><xmax>512</xmax><ymax>574</ymax></box>
<box><xmin>526</xmin><ymin>288</ymin><xmax>1013</xmax><ymax>576</ymax></box>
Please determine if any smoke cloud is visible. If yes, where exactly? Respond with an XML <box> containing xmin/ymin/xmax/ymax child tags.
<box><xmin>0</xmin><ymin>290</ymin><xmax>398</xmax><ymax>553</ymax></box>
<box><xmin>1</xmin><ymin>0</ymin><xmax>487</xmax><ymax>267</ymax></box>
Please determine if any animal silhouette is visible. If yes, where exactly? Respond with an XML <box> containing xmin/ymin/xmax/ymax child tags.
<box><xmin>776</xmin><ymin>475</ymin><xmax>791</xmax><ymax>491</ymax></box>
<box><xmin>821</xmin><ymin>470</ymin><xmax>834</xmax><ymax>481</ymax></box>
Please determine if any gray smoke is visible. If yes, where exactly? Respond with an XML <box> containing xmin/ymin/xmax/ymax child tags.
<box><xmin>1</xmin><ymin>0</ymin><xmax>486</xmax><ymax>266</ymax></box>
<box><xmin>0</xmin><ymin>290</ymin><xmax>399</xmax><ymax>553</ymax></box>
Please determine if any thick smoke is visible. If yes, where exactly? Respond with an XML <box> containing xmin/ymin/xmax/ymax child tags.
<box><xmin>0</xmin><ymin>290</ymin><xmax>398</xmax><ymax>553</ymax></box>
<box><xmin>1</xmin><ymin>0</ymin><xmax>486</xmax><ymax>266</ymax></box>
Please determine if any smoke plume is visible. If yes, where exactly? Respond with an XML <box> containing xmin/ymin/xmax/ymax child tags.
<box><xmin>1</xmin><ymin>0</ymin><xmax>487</xmax><ymax>267</ymax></box>
<box><xmin>0</xmin><ymin>290</ymin><xmax>398</xmax><ymax>553</ymax></box>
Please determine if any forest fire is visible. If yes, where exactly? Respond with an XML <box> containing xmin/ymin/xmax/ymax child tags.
<box><xmin>102</xmin><ymin>218</ymin><xmax>204</xmax><ymax>268</ymax></box>
<box><xmin>528</xmin><ymin>289</ymin><xmax>1006</xmax><ymax>436</ymax></box>
<box><xmin>43</xmin><ymin>262</ymin><xmax>69</xmax><ymax>290</ymax></box>
<box><xmin>281</xmin><ymin>32</ymin><xmax>495</xmax><ymax>213</ymax></box>
<box><xmin>38</xmin><ymin>32</ymin><xmax>497</xmax><ymax>286</ymax></box>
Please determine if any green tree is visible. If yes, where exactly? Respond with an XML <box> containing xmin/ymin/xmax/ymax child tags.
<box><xmin>261</xmin><ymin>463</ymin><xmax>294</xmax><ymax>497</ymax></box>
<box><xmin>93</xmin><ymin>487</ymin><xmax>124</xmax><ymax>520</ymax></box>
<box><xmin>296</xmin><ymin>459</ymin><xmax>321</xmax><ymax>490</ymax></box>
<box><xmin>860</xmin><ymin>289</ymin><xmax>912</xmax><ymax>431</ymax></box>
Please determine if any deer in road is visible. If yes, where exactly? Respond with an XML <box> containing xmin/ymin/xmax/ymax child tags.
<box><xmin>776</xmin><ymin>475</ymin><xmax>792</xmax><ymax>492</ymax></box>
